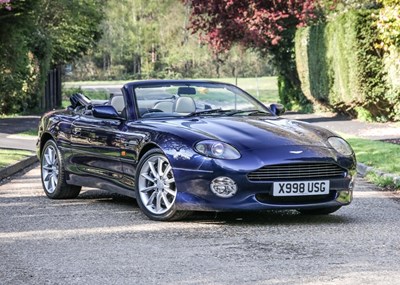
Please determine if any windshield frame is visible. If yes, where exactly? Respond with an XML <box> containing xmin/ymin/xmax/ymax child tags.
<box><xmin>124</xmin><ymin>80</ymin><xmax>273</xmax><ymax>120</ymax></box>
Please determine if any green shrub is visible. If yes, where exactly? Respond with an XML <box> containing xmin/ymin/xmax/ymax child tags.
<box><xmin>354</xmin><ymin>106</ymin><xmax>374</xmax><ymax>122</ymax></box>
<box><xmin>376</xmin><ymin>0</ymin><xmax>400</xmax><ymax>49</ymax></box>
<box><xmin>295</xmin><ymin>9</ymin><xmax>399</xmax><ymax>121</ymax></box>
<box><xmin>295</xmin><ymin>24</ymin><xmax>331</xmax><ymax>107</ymax></box>
<box><xmin>326</xmin><ymin>12</ymin><xmax>364</xmax><ymax>106</ymax></box>
<box><xmin>62</xmin><ymin>87</ymin><xmax>109</xmax><ymax>101</ymax></box>
<box><xmin>278</xmin><ymin>75</ymin><xmax>312</xmax><ymax>113</ymax></box>
<box><xmin>0</xmin><ymin>29</ymin><xmax>39</xmax><ymax>114</ymax></box>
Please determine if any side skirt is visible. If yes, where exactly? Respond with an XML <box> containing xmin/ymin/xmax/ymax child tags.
<box><xmin>67</xmin><ymin>173</ymin><xmax>136</xmax><ymax>198</ymax></box>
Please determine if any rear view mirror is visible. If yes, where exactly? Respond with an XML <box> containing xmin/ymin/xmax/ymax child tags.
<box><xmin>177</xmin><ymin>87</ymin><xmax>196</xmax><ymax>95</ymax></box>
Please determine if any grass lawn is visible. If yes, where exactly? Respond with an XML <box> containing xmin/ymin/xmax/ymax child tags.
<box><xmin>17</xmin><ymin>129</ymin><xmax>38</xmax><ymax>137</ymax></box>
<box><xmin>343</xmin><ymin>135</ymin><xmax>400</xmax><ymax>188</ymax></box>
<box><xmin>202</xmin><ymin>77</ymin><xmax>279</xmax><ymax>103</ymax></box>
<box><xmin>345</xmin><ymin>137</ymin><xmax>400</xmax><ymax>175</ymax></box>
<box><xmin>64</xmin><ymin>80</ymin><xmax>127</xmax><ymax>87</ymax></box>
<box><xmin>0</xmin><ymin>149</ymin><xmax>34</xmax><ymax>169</ymax></box>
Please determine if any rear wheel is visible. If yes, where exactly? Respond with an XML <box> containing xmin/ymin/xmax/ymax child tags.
<box><xmin>135</xmin><ymin>149</ymin><xmax>189</xmax><ymax>221</ymax></box>
<box><xmin>298</xmin><ymin>206</ymin><xmax>342</xmax><ymax>215</ymax></box>
<box><xmin>41</xmin><ymin>140</ymin><xmax>81</xmax><ymax>199</ymax></box>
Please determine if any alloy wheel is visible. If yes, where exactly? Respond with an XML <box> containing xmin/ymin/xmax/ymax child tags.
<box><xmin>41</xmin><ymin>144</ymin><xmax>59</xmax><ymax>194</ymax></box>
<box><xmin>138</xmin><ymin>154</ymin><xmax>177</xmax><ymax>215</ymax></box>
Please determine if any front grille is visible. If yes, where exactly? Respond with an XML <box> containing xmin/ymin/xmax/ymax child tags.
<box><xmin>247</xmin><ymin>163</ymin><xmax>346</xmax><ymax>181</ymax></box>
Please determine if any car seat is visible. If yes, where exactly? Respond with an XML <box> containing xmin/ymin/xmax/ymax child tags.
<box><xmin>174</xmin><ymin>97</ymin><xmax>196</xmax><ymax>114</ymax></box>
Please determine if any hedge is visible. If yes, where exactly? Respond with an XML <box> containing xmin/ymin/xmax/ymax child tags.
<box><xmin>295</xmin><ymin>9</ymin><xmax>400</xmax><ymax>121</ymax></box>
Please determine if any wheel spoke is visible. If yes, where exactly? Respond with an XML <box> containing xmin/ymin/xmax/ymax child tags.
<box><xmin>164</xmin><ymin>177</ymin><xmax>175</xmax><ymax>184</ymax></box>
<box><xmin>161</xmin><ymin>192</ymin><xmax>171</xmax><ymax>208</ymax></box>
<box><xmin>148</xmin><ymin>161</ymin><xmax>158</xmax><ymax>178</ymax></box>
<box><xmin>141</xmin><ymin>173</ymin><xmax>155</xmax><ymax>183</ymax></box>
<box><xmin>44</xmin><ymin>173</ymin><xmax>52</xmax><ymax>182</ymax></box>
<box><xmin>47</xmin><ymin>174</ymin><xmax>55</xmax><ymax>190</ymax></box>
<box><xmin>44</xmin><ymin>153</ymin><xmax>52</xmax><ymax>165</ymax></box>
<box><xmin>162</xmin><ymin>165</ymin><xmax>171</xmax><ymax>178</ymax></box>
<box><xmin>50</xmin><ymin>175</ymin><xmax>56</xmax><ymax>190</ymax></box>
<box><xmin>157</xmin><ymin>158</ymin><xmax>164</xmax><ymax>177</ymax></box>
<box><xmin>155</xmin><ymin>192</ymin><xmax>162</xmax><ymax>212</ymax></box>
<box><xmin>164</xmin><ymin>187</ymin><xmax>176</xmax><ymax>197</ymax></box>
<box><xmin>48</xmin><ymin>147</ymin><xmax>54</xmax><ymax>163</ymax></box>
<box><xmin>140</xmin><ymin>185</ymin><xmax>156</xmax><ymax>193</ymax></box>
<box><xmin>146</xmin><ymin>191</ymin><xmax>157</xmax><ymax>207</ymax></box>
<box><xmin>46</xmin><ymin>179</ymin><xmax>52</xmax><ymax>191</ymax></box>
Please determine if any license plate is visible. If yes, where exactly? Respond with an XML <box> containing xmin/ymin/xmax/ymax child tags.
<box><xmin>272</xmin><ymin>181</ymin><xmax>330</xmax><ymax>197</ymax></box>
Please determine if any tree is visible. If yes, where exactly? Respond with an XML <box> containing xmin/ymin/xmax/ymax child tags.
<box><xmin>186</xmin><ymin>0</ymin><xmax>321</xmax><ymax>109</ymax></box>
<box><xmin>375</xmin><ymin>0</ymin><xmax>400</xmax><ymax>50</ymax></box>
<box><xmin>0</xmin><ymin>0</ymin><xmax>11</xmax><ymax>10</ymax></box>
<box><xmin>37</xmin><ymin>0</ymin><xmax>103</xmax><ymax>65</ymax></box>
<box><xmin>0</xmin><ymin>0</ymin><xmax>103</xmax><ymax>114</ymax></box>
<box><xmin>0</xmin><ymin>0</ymin><xmax>43</xmax><ymax>113</ymax></box>
<box><xmin>73</xmin><ymin>0</ymin><xmax>276</xmax><ymax>80</ymax></box>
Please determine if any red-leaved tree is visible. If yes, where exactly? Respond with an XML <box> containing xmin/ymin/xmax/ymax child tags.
<box><xmin>186</xmin><ymin>0</ymin><xmax>322</xmax><ymax>108</ymax></box>
<box><xmin>0</xmin><ymin>0</ymin><xmax>11</xmax><ymax>10</ymax></box>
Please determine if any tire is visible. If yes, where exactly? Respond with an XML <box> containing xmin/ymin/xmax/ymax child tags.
<box><xmin>298</xmin><ymin>206</ymin><xmax>342</xmax><ymax>215</ymax></box>
<box><xmin>135</xmin><ymin>148</ymin><xmax>189</xmax><ymax>221</ymax></box>
<box><xmin>41</xmin><ymin>140</ymin><xmax>81</xmax><ymax>199</ymax></box>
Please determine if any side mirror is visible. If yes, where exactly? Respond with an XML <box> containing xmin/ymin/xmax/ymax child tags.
<box><xmin>269</xmin><ymin>103</ymin><xmax>285</xmax><ymax>116</ymax></box>
<box><xmin>92</xmin><ymin>105</ymin><xmax>124</xmax><ymax>120</ymax></box>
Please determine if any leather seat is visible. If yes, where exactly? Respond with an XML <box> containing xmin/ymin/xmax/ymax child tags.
<box><xmin>174</xmin><ymin>97</ymin><xmax>196</xmax><ymax>114</ymax></box>
<box><xmin>110</xmin><ymin>96</ymin><xmax>125</xmax><ymax>115</ymax></box>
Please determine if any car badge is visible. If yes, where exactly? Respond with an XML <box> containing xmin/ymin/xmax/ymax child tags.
<box><xmin>290</xmin><ymin>150</ymin><xmax>303</xmax><ymax>154</ymax></box>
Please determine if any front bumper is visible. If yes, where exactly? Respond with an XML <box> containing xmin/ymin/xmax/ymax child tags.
<box><xmin>166</xmin><ymin>144</ymin><xmax>356</xmax><ymax>212</ymax></box>
<box><xmin>173</xmin><ymin>167</ymin><xmax>354</xmax><ymax>211</ymax></box>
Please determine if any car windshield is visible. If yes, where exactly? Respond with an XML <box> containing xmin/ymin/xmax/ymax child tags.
<box><xmin>133</xmin><ymin>82</ymin><xmax>271</xmax><ymax>118</ymax></box>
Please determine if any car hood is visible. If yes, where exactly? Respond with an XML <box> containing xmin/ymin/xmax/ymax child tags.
<box><xmin>152</xmin><ymin>116</ymin><xmax>335</xmax><ymax>150</ymax></box>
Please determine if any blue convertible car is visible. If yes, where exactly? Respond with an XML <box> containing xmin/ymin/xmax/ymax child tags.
<box><xmin>37</xmin><ymin>80</ymin><xmax>356</xmax><ymax>221</ymax></box>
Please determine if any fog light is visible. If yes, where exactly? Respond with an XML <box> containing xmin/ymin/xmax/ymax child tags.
<box><xmin>210</xmin><ymin>177</ymin><xmax>237</xmax><ymax>198</ymax></box>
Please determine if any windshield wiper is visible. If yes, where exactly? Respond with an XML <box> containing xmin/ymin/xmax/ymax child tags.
<box><xmin>186</xmin><ymin>108</ymin><xmax>234</xmax><ymax>117</ymax></box>
<box><xmin>226</xmin><ymin>109</ymin><xmax>272</xmax><ymax>116</ymax></box>
<box><xmin>186</xmin><ymin>108</ymin><xmax>271</xmax><ymax>117</ymax></box>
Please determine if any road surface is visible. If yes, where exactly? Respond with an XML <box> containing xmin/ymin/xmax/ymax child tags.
<box><xmin>1</xmin><ymin>165</ymin><xmax>400</xmax><ymax>284</ymax></box>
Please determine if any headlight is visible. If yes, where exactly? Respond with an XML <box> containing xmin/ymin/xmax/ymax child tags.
<box><xmin>195</xmin><ymin>140</ymin><xmax>241</xmax><ymax>159</ymax></box>
<box><xmin>328</xmin><ymin>137</ymin><xmax>353</xmax><ymax>156</ymax></box>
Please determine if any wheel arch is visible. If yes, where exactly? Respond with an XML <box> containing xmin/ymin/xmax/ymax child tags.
<box><xmin>138</xmin><ymin>142</ymin><xmax>160</xmax><ymax>161</ymax></box>
<box><xmin>39</xmin><ymin>132</ymin><xmax>55</xmax><ymax>157</ymax></box>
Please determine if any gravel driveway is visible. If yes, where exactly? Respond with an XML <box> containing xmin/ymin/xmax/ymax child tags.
<box><xmin>1</xmin><ymin>165</ymin><xmax>400</xmax><ymax>285</ymax></box>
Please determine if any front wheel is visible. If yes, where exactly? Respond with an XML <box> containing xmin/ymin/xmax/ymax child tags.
<box><xmin>297</xmin><ymin>206</ymin><xmax>342</xmax><ymax>215</ymax></box>
<box><xmin>41</xmin><ymin>140</ymin><xmax>81</xmax><ymax>199</ymax></box>
<box><xmin>135</xmin><ymin>149</ymin><xmax>189</xmax><ymax>221</ymax></box>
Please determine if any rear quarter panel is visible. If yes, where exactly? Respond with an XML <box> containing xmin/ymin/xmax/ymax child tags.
<box><xmin>37</xmin><ymin>109</ymin><xmax>78</xmax><ymax>159</ymax></box>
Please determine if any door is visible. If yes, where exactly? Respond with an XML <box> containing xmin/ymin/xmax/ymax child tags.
<box><xmin>69</xmin><ymin>114</ymin><xmax>127</xmax><ymax>190</ymax></box>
